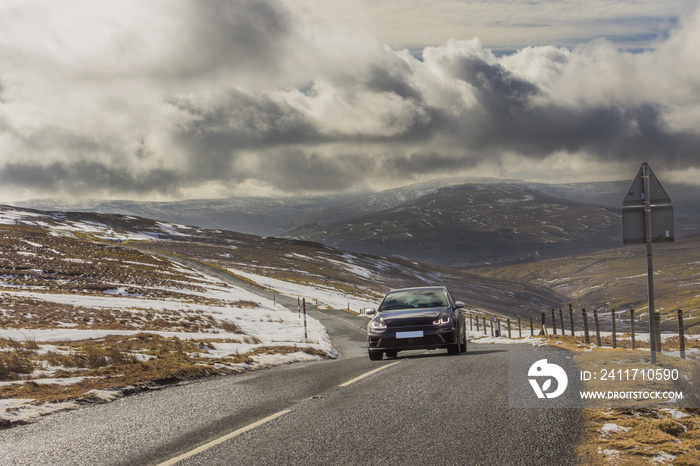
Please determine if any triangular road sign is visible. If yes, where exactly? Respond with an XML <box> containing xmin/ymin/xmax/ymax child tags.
<box><xmin>623</xmin><ymin>162</ymin><xmax>672</xmax><ymax>206</ymax></box>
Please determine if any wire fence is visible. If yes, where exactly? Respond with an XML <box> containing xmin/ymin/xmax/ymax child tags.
<box><xmin>468</xmin><ymin>304</ymin><xmax>699</xmax><ymax>359</ymax></box>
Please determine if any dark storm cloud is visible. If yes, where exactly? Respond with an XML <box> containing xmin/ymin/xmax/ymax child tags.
<box><xmin>448</xmin><ymin>82</ymin><xmax>700</xmax><ymax>166</ymax></box>
<box><xmin>170</xmin><ymin>89</ymin><xmax>321</xmax><ymax>150</ymax></box>
<box><xmin>386</xmin><ymin>45</ymin><xmax>699</xmax><ymax>172</ymax></box>
<box><xmin>365</xmin><ymin>64</ymin><xmax>423</xmax><ymax>101</ymax></box>
<box><xmin>168</xmin><ymin>0</ymin><xmax>295</xmax><ymax>78</ymax></box>
<box><xmin>0</xmin><ymin>162</ymin><xmax>183</xmax><ymax>196</ymax></box>
<box><xmin>451</xmin><ymin>54</ymin><xmax>540</xmax><ymax>112</ymax></box>
<box><xmin>378</xmin><ymin>151</ymin><xmax>482</xmax><ymax>178</ymax></box>
<box><xmin>95</xmin><ymin>0</ymin><xmax>300</xmax><ymax>85</ymax></box>
<box><xmin>253</xmin><ymin>150</ymin><xmax>377</xmax><ymax>191</ymax></box>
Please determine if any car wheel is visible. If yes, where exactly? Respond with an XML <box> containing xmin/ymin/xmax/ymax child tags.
<box><xmin>460</xmin><ymin>335</ymin><xmax>467</xmax><ymax>353</ymax></box>
<box><xmin>368</xmin><ymin>350</ymin><xmax>383</xmax><ymax>361</ymax></box>
<box><xmin>447</xmin><ymin>339</ymin><xmax>460</xmax><ymax>355</ymax></box>
<box><xmin>385</xmin><ymin>350</ymin><xmax>398</xmax><ymax>358</ymax></box>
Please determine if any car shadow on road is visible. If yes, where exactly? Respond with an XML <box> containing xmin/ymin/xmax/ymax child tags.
<box><xmin>386</xmin><ymin>348</ymin><xmax>507</xmax><ymax>360</ymax></box>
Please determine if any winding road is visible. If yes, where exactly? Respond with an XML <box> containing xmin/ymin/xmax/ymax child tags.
<box><xmin>0</xmin><ymin>252</ymin><xmax>584</xmax><ymax>465</ymax></box>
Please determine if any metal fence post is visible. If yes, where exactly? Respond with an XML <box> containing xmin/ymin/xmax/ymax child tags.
<box><xmin>582</xmin><ymin>308</ymin><xmax>590</xmax><ymax>344</ymax></box>
<box><xmin>611</xmin><ymin>308</ymin><xmax>617</xmax><ymax>349</ymax></box>
<box><xmin>569</xmin><ymin>303</ymin><xmax>575</xmax><ymax>336</ymax></box>
<box><xmin>630</xmin><ymin>309</ymin><xmax>636</xmax><ymax>350</ymax></box>
<box><xmin>303</xmin><ymin>298</ymin><xmax>308</xmax><ymax>340</ymax></box>
<box><xmin>678</xmin><ymin>309</ymin><xmax>686</xmax><ymax>359</ymax></box>
<box><xmin>518</xmin><ymin>316</ymin><xmax>522</xmax><ymax>338</ymax></box>
<box><xmin>559</xmin><ymin>308</ymin><xmax>564</xmax><ymax>337</ymax></box>
<box><xmin>655</xmin><ymin>312</ymin><xmax>662</xmax><ymax>354</ymax></box>
<box><xmin>593</xmin><ymin>308</ymin><xmax>601</xmax><ymax>347</ymax></box>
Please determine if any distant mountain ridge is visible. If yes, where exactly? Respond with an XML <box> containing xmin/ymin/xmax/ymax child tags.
<box><xmin>13</xmin><ymin>195</ymin><xmax>351</xmax><ymax>237</ymax></box>
<box><xmin>287</xmin><ymin>183</ymin><xmax>622</xmax><ymax>267</ymax></box>
<box><xmin>13</xmin><ymin>177</ymin><xmax>700</xmax><ymax>267</ymax></box>
<box><xmin>11</xmin><ymin>177</ymin><xmax>519</xmax><ymax>234</ymax></box>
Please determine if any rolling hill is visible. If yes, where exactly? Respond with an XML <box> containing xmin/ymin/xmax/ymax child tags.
<box><xmin>287</xmin><ymin>183</ymin><xmax>621</xmax><ymax>267</ymax></box>
<box><xmin>14</xmin><ymin>177</ymin><xmax>700</xmax><ymax>268</ymax></box>
<box><xmin>0</xmin><ymin>204</ymin><xmax>564</xmax><ymax>317</ymax></box>
<box><xmin>473</xmin><ymin>234</ymin><xmax>700</xmax><ymax>332</ymax></box>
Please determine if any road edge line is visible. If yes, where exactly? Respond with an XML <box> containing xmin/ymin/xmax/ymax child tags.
<box><xmin>157</xmin><ymin>409</ymin><xmax>291</xmax><ymax>466</ymax></box>
<box><xmin>338</xmin><ymin>361</ymin><xmax>401</xmax><ymax>388</ymax></box>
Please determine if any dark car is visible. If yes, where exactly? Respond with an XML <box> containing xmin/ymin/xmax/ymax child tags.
<box><xmin>366</xmin><ymin>286</ymin><xmax>467</xmax><ymax>360</ymax></box>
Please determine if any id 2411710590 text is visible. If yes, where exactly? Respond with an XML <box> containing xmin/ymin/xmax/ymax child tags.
<box><xmin>581</xmin><ymin>368</ymin><xmax>679</xmax><ymax>382</ymax></box>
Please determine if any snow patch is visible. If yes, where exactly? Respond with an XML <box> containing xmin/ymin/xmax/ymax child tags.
<box><xmin>0</xmin><ymin>399</ymin><xmax>80</xmax><ymax>425</ymax></box>
<box><xmin>600</xmin><ymin>423</ymin><xmax>631</xmax><ymax>436</ymax></box>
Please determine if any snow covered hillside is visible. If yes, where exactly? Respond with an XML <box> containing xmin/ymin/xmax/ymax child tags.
<box><xmin>0</xmin><ymin>204</ymin><xmax>565</xmax><ymax>425</ymax></box>
<box><xmin>0</xmin><ymin>206</ymin><xmax>335</xmax><ymax>426</ymax></box>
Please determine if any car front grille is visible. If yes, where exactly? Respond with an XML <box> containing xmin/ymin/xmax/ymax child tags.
<box><xmin>385</xmin><ymin>318</ymin><xmax>434</xmax><ymax>327</ymax></box>
<box><xmin>389</xmin><ymin>335</ymin><xmax>442</xmax><ymax>348</ymax></box>
<box><xmin>368</xmin><ymin>329</ymin><xmax>457</xmax><ymax>350</ymax></box>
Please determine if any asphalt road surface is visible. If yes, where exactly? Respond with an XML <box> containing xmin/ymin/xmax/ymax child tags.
<box><xmin>0</xmin><ymin>253</ymin><xmax>584</xmax><ymax>465</ymax></box>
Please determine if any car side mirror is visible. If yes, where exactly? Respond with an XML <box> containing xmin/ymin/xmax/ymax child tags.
<box><xmin>366</xmin><ymin>308</ymin><xmax>376</xmax><ymax>315</ymax></box>
<box><xmin>455</xmin><ymin>301</ymin><xmax>465</xmax><ymax>309</ymax></box>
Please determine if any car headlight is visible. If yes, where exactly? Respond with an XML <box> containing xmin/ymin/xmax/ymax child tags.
<box><xmin>433</xmin><ymin>315</ymin><xmax>452</xmax><ymax>326</ymax></box>
<box><xmin>371</xmin><ymin>320</ymin><xmax>387</xmax><ymax>330</ymax></box>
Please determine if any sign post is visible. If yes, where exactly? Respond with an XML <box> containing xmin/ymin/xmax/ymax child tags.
<box><xmin>622</xmin><ymin>162</ymin><xmax>674</xmax><ymax>364</ymax></box>
<box><xmin>303</xmin><ymin>298</ymin><xmax>308</xmax><ymax>340</ymax></box>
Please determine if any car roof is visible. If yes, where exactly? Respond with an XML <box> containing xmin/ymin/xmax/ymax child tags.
<box><xmin>386</xmin><ymin>286</ymin><xmax>448</xmax><ymax>293</ymax></box>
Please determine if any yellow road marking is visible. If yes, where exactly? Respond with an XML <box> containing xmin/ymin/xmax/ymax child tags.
<box><xmin>338</xmin><ymin>361</ymin><xmax>401</xmax><ymax>388</ymax></box>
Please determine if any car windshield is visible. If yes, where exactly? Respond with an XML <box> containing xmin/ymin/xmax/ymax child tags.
<box><xmin>379</xmin><ymin>289</ymin><xmax>448</xmax><ymax>311</ymax></box>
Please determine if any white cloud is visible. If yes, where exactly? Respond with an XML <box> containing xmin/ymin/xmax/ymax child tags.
<box><xmin>0</xmin><ymin>0</ymin><xmax>699</xmax><ymax>201</ymax></box>
<box><xmin>284</xmin><ymin>0</ymin><xmax>697</xmax><ymax>51</ymax></box>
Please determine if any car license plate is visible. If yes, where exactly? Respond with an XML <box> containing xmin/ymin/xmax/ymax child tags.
<box><xmin>396</xmin><ymin>331</ymin><xmax>423</xmax><ymax>339</ymax></box>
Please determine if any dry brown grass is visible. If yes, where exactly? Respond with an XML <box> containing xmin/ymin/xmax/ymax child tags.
<box><xmin>540</xmin><ymin>337</ymin><xmax>700</xmax><ymax>464</ymax></box>
<box><xmin>0</xmin><ymin>224</ymin><xmax>215</xmax><ymax>300</ymax></box>
<box><xmin>0</xmin><ymin>353</ymin><xmax>34</xmax><ymax>380</ymax></box>
<box><xmin>0</xmin><ymin>297</ymin><xmax>253</xmax><ymax>333</ymax></box>
<box><xmin>0</xmin><ymin>360</ymin><xmax>220</xmax><ymax>404</ymax></box>
<box><xmin>0</xmin><ymin>333</ymin><xmax>329</xmax><ymax>406</ymax></box>
<box><xmin>578</xmin><ymin>408</ymin><xmax>700</xmax><ymax>464</ymax></box>
<box><xmin>1</xmin><ymin>224</ymin><xmax>333</xmax><ymax>426</ymax></box>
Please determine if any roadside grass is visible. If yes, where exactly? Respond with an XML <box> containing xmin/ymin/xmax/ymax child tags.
<box><xmin>0</xmin><ymin>353</ymin><xmax>34</xmax><ymax>381</ymax></box>
<box><xmin>533</xmin><ymin>332</ymin><xmax>700</xmax><ymax>353</ymax></box>
<box><xmin>578</xmin><ymin>408</ymin><xmax>700</xmax><ymax>465</ymax></box>
<box><xmin>0</xmin><ymin>333</ymin><xmax>328</xmax><ymax>407</ymax></box>
<box><xmin>522</xmin><ymin>334</ymin><xmax>700</xmax><ymax>464</ymax></box>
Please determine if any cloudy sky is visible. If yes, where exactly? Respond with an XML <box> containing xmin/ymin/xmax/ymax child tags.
<box><xmin>1</xmin><ymin>0</ymin><xmax>699</xmax><ymax>201</ymax></box>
